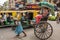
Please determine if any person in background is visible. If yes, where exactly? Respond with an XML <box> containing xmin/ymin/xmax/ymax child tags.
<box><xmin>26</xmin><ymin>12</ymin><xmax>32</xmax><ymax>24</ymax></box>
<box><xmin>15</xmin><ymin>19</ymin><xmax>26</xmax><ymax>38</ymax></box>
<box><xmin>0</xmin><ymin>14</ymin><xmax>5</xmax><ymax>25</ymax></box>
<box><xmin>3</xmin><ymin>13</ymin><xmax>7</xmax><ymax>21</ymax></box>
<box><xmin>56</xmin><ymin>12</ymin><xmax>60</xmax><ymax>23</ymax></box>
<box><xmin>10</xmin><ymin>16</ymin><xmax>14</xmax><ymax>25</ymax></box>
<box><xmin>15</xmin><ymin>1</ymin><xmax>20</xmax><ymax>10</ymax></box>
<box><xmin>17</xmin><ymin>13</ymin><xmax>20</xmax><ymax>20</ymax></box>
<box><xmin>0</xmin><ymin>14</ymin><xmax>3</xmax><ymax>25</ymax></box>
<box><xmin>10</xmin><ymin>16</ymin><xmax>14</xmax><ymax>21</ymax></box>
<box><xmin>56</xmin><ymin>0</ymin><xmax>60</xmax><ymax>8</ymax></box>
<box><xmin>7</xmin><ymin>14</ymin><xmax>11</xmax><ymax>24</ymax></box>
<box><xmin>21</xmin><ymin>13</ymin><xmax>26</xmax><ymax>22</ymax></box>
<box><xmin>10</xmin><ymin>16</ymin><xmax>16</xmax><ymax>30</ymax></box>
<box><xmin>20</xmin><ymin>13</ymin><xmax>27</xmax><ymax>25</ymax></box>
<box><xmin>53</xmin><ymin>0</ymin><xmax>58</xmax><ymax>11</ymax></box>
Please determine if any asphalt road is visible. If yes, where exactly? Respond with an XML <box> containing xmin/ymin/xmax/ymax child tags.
<box><xmin>0</xmin><ymin>21</ymin><xmax>60</xmax><ymax>40</ymax></box>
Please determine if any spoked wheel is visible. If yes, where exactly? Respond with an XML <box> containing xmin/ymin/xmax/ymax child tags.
<box><xmin>34</xmin><ymin>21</ymin><xmax>53</xmax><ymax>40</ymax></box>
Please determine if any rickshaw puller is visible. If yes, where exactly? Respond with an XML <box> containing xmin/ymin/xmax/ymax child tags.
<box><xmin>35</xmin><ymin>7</ymin><xmax>50</xmax><ymax>24</ymax></box>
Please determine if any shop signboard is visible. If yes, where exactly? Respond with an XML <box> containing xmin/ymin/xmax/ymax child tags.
<box><xmin>26</xmin><ymin>4</ymin><xmax>40</xmax><ymax>10</ymax></box>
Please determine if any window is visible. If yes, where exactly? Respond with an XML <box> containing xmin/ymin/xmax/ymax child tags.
<box><xmin>27</xmin><ymin>0</ymin><xmax>33</xmax><ymax>3</ymax></box>
<box><xmin>36</xmin><ymin>0</ymin><xmax>40</xmax><ymax>2</ymax></box>
<box><xmin>22</xmin><ymin>0</ymin><xmax>27</xmax><ymax>3</ymax></box>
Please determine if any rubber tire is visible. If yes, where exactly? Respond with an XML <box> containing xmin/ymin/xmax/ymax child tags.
<box><xmin>34</xmin><ymin>21</ymin><xmax>53</xmax><ymax>40</ymax></box>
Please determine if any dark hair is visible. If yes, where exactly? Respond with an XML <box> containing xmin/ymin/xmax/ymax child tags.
<box><xmin>4</xmin><ymin>13</ymin><xmax>5</xmax><ymax>14</ymax></box>
<box><xmin>43</xmin><ymin>7</ymin><xmax>50</xmax><ymax>12</ymax></box>
<box><xmin>43</xmin><ymin>7</ymin><xmax>49</xmax><ymax>10</ymax></box>
<box><xmin>53</xmin><ymin>0</ymin><xmax>57</xmax><ymax>4</ymax></box>
<box><xmin>21</xmin><ymin>13</ymin><xmax>23</xmax><ymax>16</ymax></box>
<box><xmin>38</xmin><ymin>12</ymin><xmax>40</xmax><ymax>14</ymax></box>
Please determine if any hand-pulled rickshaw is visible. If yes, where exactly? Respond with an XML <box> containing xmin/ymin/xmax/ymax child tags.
<box><xmin>31</xmin><ymin>1</ymin><xmax>54</xmax><ymax>40</ymax></box>
<box><xmin>0</xmin><ymin>1</ymin><xmax>54</xmax><ymax>40</ymax></box>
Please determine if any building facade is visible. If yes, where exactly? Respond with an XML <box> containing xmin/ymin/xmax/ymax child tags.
<box><xmin>9</xmin><ymin>0</ymin><xmax>15</xmax><ymax>9</ymax></box>
<box><xmin>9</xmin><ymin>0</ymin><xmax>53</xmax><ymax>10</ymax></box>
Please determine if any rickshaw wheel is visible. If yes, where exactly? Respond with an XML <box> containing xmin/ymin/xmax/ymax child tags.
<box><xmin>34</xmin><ymin>21</ymin><xmax>53</xmax><ymax>40</ymax></box>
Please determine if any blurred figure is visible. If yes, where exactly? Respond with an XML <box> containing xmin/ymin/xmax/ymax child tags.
<box><xmin>17</xmin><ymin>13</ymin><xmax>20</xmax><ymax>20</ymax></box>
<box><xmin>0</xmin><ymin>14</ymin><xmax>2</xmax><ymax>18</ymax></box>
<box><xmin>15</xmin><ymin>19</ymin><xmax>26</xmax><ymax>38</ymax></box>
<box><xmin>20</xmin><ymin>13</ymin><xmax>27</xmax><ymax>25</ymax></box>
<box><xmin>53</xmin><ymin>1</ymin><xmax>58</xmax><ymax>11</ymax></box>
<box><xmin>21</xmin><ymin>13</ymin><xmax>25</xmax><ymax>21</ymax></box>
<box><xmin>15</xmin><ymin>1</ymin><xmax>20</xmax><ymax>10</ymax></box>
<box><xmin>26</xmin><ymin>12</ymin><xmax>33</xmax><ymax>24</ymax></box>
<box><xmin>0</xmin><ymin>14</ymin><xmax>4</xmax><ymax>25</ymax></box>
<box><xmin>11</xmin><ymin>16</ymin><xmax>16</xmax><ymax>30</ymax></box>
<box><xmin>56</xmin><ymin>12</ymin><xmax>60</xmax><ymax>24</ymax></box>
<box><xmin>0</xmin><ymin>14</ymin><xmax>2</xmax><ymax>25</ymax></box>
<box><xmin>10</xmin><ymin>16</ymin><xmax>14</xmax><ymax>22</ymax></box>
<box><xmin>56</xmin><ymin>0</ymin><xmax>60</xmax><ymax>8</ymax></box>
<box><xmin>3</xmin><ymin>13</ymin><xmax>7</xmax><ymax>21</ymax></box>
<box><xmin>7</xmin><ymin>14</ymin><xmax>11</xmax><ymax>24</ymax></box>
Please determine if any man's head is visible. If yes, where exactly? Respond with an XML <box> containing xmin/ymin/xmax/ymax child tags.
<box><xmin>42</xmin><ymin>7</ymin><xmax>49</xmax><ymax>14</ymax></box>
<box><xmin>38</xmin><ymin>12</ymin><xmax>40</xmax><ymax>14</ymax></box>
<box><xmin>4</xmin><ymin>13</ymin><xmax>5</xmax><ymax>15</ymax></box>
<box><xmin>41</xmin><ymin>7</ymin><xmax>49</xmax><ymax>17</ymax></box>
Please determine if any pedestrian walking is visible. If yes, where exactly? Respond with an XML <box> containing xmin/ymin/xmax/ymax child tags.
<box><xmin>15</xmin><ymin>19</ymin><xmax>26</xmax><ymax>38</ymax></box>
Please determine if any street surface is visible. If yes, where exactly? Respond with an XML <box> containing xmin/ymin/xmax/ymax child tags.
<box><xmin>0</xmin><ymin>21</ymin><xmax>60</xmax><ymax>40</ymax></box>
